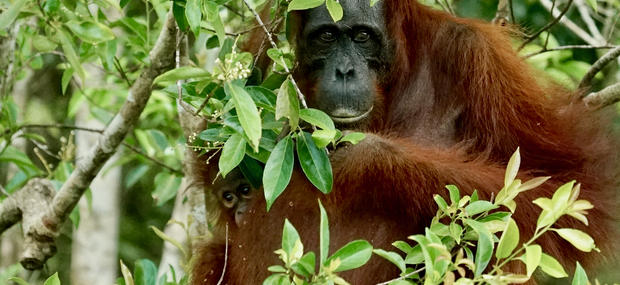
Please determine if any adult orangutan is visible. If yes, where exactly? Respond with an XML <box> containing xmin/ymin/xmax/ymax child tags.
<box><xmin>192</xmin><ymin>0</ymin><xmax>618</xmax><ymax>283</ymax></box>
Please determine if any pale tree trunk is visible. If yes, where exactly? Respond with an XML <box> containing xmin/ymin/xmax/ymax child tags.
<box><xmin>70</xmin><ymin>61</ymin><xmax>121</xmax><ymax>284</ymax></box>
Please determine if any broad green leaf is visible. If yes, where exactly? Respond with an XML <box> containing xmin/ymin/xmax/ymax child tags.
<box><xmin>225</xmin><ymin>81</ymin><xmax>262</xmax><ymax>151</ymax></box>
<box><xmin>446</xmin><ymin>185</ymin><xmax>460</xmax><ymax>205</ymax></box>
<box><xmin>496</xmin><ymin>218</ymin><xmax>519</xmax><ymax>259</ymax></box>
<box><xmin>340</xmin><ymin>132</ymin><xmax>366</xmax><ymax>144</ymax></box>
<box><xmin>465</xmin><ymin>219</ymin><xmax>493</xmax><ymax>276</ymax></box>
<box><xmin>57</xmin><ymin>28</ymin><xmax>86</xmax><ymax>81</ymax></box>
<box><xmin>524</xmin><ymin>244</ymin><xmax>542</xmax><ymax>277</ymax></box>
<box><xmin>282</xmin><ymin>219</ymin><xmax>301</xmax><ymax>254</ymax></box>
<box><xmin>275</xmin><ymin>79</ymin><xmax>300</xmax><ymax>130</ymax></box>
<box><xmin>154</xmin><ymin>67</ymin><xmax>210</xmax><ymax>84</ymax></box>
<box><xmin>504</xmin><ymin>148</ymin><xmax>520</xmax><ymax>187</ymax></box>
<box><xmin>267</xmin><ymin>265</ymin><xmax>287</xmax><ymax>273</ymax></box>
<box><xmin>262</xmin><ymin>274</ymin><xmax>290</xmax><ymax>285</ymax></box>
<box><xmin>539</xmin><ymin>253</ymin><xmax>568</xmax><ymax>278</ymax></box>
<box><xmin>239</xmin><ymin>157</ymin><xmax>264</xmax><ymax>189</ymax></box>
<box><xmin>312</xmin><ymin>129</ymin><xmax>338</xmax><ymax>148</ymax></box>
<box><xmin>553</xmin><ymin>228</ymin><xmax>596</xmax><ymax>252</ymax></box>
<box><xmin>299</xmin><ymin>108</ymin><xmax>335</xmax><ymax>130</ymax></box>
<box><xmin>373</xmin><ymin>249</ymin><xmax>406</xmax><ymax>273</ymax></box>
<box><xmin>326</xmin><ymin>240</ymin><xmax>373</xmax><ymax>272</ymax></box>
<box><xmin>325</xmin><ymin>0</ymin><xmax>343</xmax><ymax>22</ymax></box>
<box><xmin>296</xmin><ymin>132</ymin><xmax>333</xmax><ymax>193</ymax></box>
<box><xmin>572</xmin><ymin>262</ymin><xmax>588</xmax><ymax>285</ymax></box>
<box><xmin>551</xmin><ymin>181</ymin><xmax>575</xmax><ymax>214</ymax></box>
<box><xmin>33</xmin><ymin>35</ymin><xmax>58</xmax><ymax>52</ymax></box>
<box><xmin>134</xmin><ymin>259</ymin><xmax>157</xmax><ymax>285</ymax></box>
<box><xmin>465</xmin><ymin>201</ymin><xmax>498</xmax><ymax>216</ymax></box>
<box><xmin>433</xmin><ymin>195</ymin><xmax>448</xmax><ymax>211</ymax></box>
<box><xmin>0</xmin><ymin>0</ymin><xmax>28</xmax><ymax>30</ymax></box>
<box><xmin>152</xmin><ymin>173</ymin><xmax>182</xmax><ymax>206</ymax></box>
<box><xmin>218</xmin><ymin>134</ymin><xmax>247</xmax><ymax>177</ymax></box>
<box><xmin>43</xmin><ymin>273</ymin><xmax>60</xmax><ymax>285</ymax></box>
<box><xmin>185</xmin><ymin>0</ymin><xmax>202</xmax><ymax>35</ymax></box>
<box><xmin>65</xmin><ymin>21</ymin><xmax>115</xmax><ymax>44</ymax></box>
<box><xmin>206</xmin><ymin>3</ymin><xmax>225</xmax><ymax>46</ymax></box>
<box><xmin>287</xmin><ymin>0</ymin><xmax>324</xmax><ymax>11</ymax></box>
<box><xmin>263</xmin><ymin>136</ymin><xmax>295</xmax><ymax>210</ymax></box>
<box><xmin>319</xmin><ymin>200</ymin><xmax>330</xmax><ymax>265</ymax></box>
<box><xmin>291</xmin><ymin>252</ymin><xmax>315</xmax><ymax>277</ymax></box>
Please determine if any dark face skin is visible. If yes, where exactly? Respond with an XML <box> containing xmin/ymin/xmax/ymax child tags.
<box><xmin>213</xmin><ymin>170</ymin><xmax>255</xmax><ymax>226</ymax></box>
<box><xmin>297</xmin><ymin>0</ymin><xmax>391</xmax><ymax>127</ymax></box>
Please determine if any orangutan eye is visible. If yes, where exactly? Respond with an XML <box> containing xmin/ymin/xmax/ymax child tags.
<box><xmin>320</xmin><ymin>31</ymin><xmax>336</xmax><ymax>42</ymax></box>
<box><xmin>237</xmin><ymin>184</ymin><xmax>251</xmax><ymax>197</ymax></box>
<box><xmin>353</xmin><ymin>30</ymin><xmax>371</xmax><ymax>43</ymax></box>
<box><xmin>221</xmin><ymin>191</ymin><xmax>237</xmax><ymax>208</ymax></box>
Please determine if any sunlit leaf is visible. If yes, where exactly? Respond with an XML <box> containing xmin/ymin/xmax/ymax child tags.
<box><xmin>287</xmin><ymin>0</ymin><xmax>324</xmax><ymax>11</ymax></box>
<box><xmin>326</xmin><ymin>240</ymin><xmax>373</xmax><ymax>272</ymax></box>
<box><xmin>218</xmin><ymin>133</ymin><xmax>247</xmax><ymax>177</ymax></box>
<box><xmin>524</xmin><ymin>244</ymin><xmax>542</xmax><ymax>277</ymax></box>
<box><xmin>263</xmin><ymin>136</ymin><xmax>294</xmax><ymax>210</ymax></box>
<box><xmin>225</xmin><ymin>81</ymin><xmax>262</xmax><ymax>151</ymax></box>
<box><xmin>496</xmin><ymin>218</ymin><xmax>519</xmax><ymax>259</ymax></box>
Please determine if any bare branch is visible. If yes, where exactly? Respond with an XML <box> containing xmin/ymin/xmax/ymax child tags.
<box><xmin>574</xmin><ymin>0</ymin><xmax>605</xmax><ymax>43</ymax></box>
<box><xmin>523</xmin><ymin>44</ymin><xmax>617</xmax><ymax>58</ymax></box>
<box><xmin>519</xmin><ymin>0</ymin><xmax>574</xmax><ymax>50</ymax></box>
<box><xmin>583</xmin><ymin>82</ymin><xmax>620</xmax><ymax>108</ymax></box>
<box><xmin>539</xmin><ymin>0</ymin><xmax>603</xmax><ymax>46</ymax></box>
<box><xmin>579</xmin><ymin>45</ymin><xmax>620</xmax><ymax>89</ymax></box>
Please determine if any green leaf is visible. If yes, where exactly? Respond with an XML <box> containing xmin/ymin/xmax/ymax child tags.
<box><xmin>134</xmin><ymin>259</ymin><xmax>157</xmax><ymax>285</ymax></box>
<box><xmin>43</xmin><ymin>273</ymin><xmax>60</xmax><ymax>285</ymax></box>
<box><xmin>299</xmin><ymin>108</ymin><xmax>335</xmax><ymax>130</ymax></box>
<box><xmin>152</xmin><ymin>173</ymin><xmax>182</xmax><ymax>206</ymax></box>
<box><xmin>65</xmin><ymin>21</ymin><xmax>116</xmax><ymax>44</ymax></box>
<box><xmin>282</xmin><ymin>219</ymin><xmax>301</xmax><ymax>254</ymax></box>
<box><xmin>312</xmin><ymin>129</ymin><xmax>338</xmax><ymax>148</ymax></box>
<box><xmin>225</xmin><ymin>81</ymin><xmax>262</xmax><ymax>151</ymax></box>
<box><xmin>263</xmin><ymin>136</ymin><xmax>295</xmax><ymax>210</ymax></box>
<box><xmin>553</xmin><ymin>228</ymin><xmax>596</xmax><ymax>252</ymax></box>
<box><xmin>239</xmin><ymin>156</ymin><xmax>264</xmax><ymax>189</ymax></box>
<box><xmin>326</xmin><ymin>240</ymin><xmax>373</xmax><ymax>272</ymax></box>
<box><xmin>370</xmin><ymin>0</ymin><xmax>381</xmax><ymax>6</ymax></box>
<box><xmin>33</xmin><ymin>35</ymin><xmax>58</xmax><ymax>52</ymax></box>
<box><xmin>292</xmin><ymin>252</ymin><xmax>315</xmax><ymax>277</ymax></box>
<box><xmin>154</xmin><ymin>67</ymin><xmax>210</xmax><ymax>84</ymax></box>
<box><xmin>325</xmin><ymin>0</ymin><xmax>343</xmax><ymax>22</ymax></box>
<box><xmin>524</xmin><ymin>244</ymin><xmax>542</xmax><ymax>277</ymax></box>
<box><xmin>465</xmin><ymin>219</ymin><xmax>493</xmax><ymax>277</ymax></box>
<box><xmin>585</xmin><ymin>0</ymin><xmax>597</xmax><ymax>11</ymax></box>
<box><xmin>262</xmin><ymin>274</ymin><xmax>290</xmax><ymax>285</ymax></box>
<box><xmin>340</xmin><ymin>132</ymin><xmax>366</xmax><ymax>145</ymax></box>
<box><xmin>287</xmin><ymin>0</ymin><xmax>325</xmax><ymax>11</ymax></box>
<box><xmin>572</xmin><ymin>262</ymin><xmax>588</xmax><ymax>285</ymax></box>
<box><xmin>185</xmin><ymin>0</ymin><xmax>202</xmax><ymax>35</ymax></box>
<box><xmin>7</xmin><ymin>277</ymin><xmax>30</xmax><ymax>285</ymax></box>
<box><xmin>296</xmin><ymin>132</ymin><xmax>333</xmax><ymax>193</ymax></box>
<box><xmin>57</xmin><ymin>28</ymin><xmax>86</xmax><ymax>82</ymax></box>
<box><xmin>205</xmin><ymin>3</ymin><xmax>225</xmax><ymax>47</ymax></box>
<box><xmin>275</xmin><ymin>79</ymin><xmax>300</xmax><ymax>130</ymax></box>
<box><xmin>504</xmin><ymin>148</ymin><xmax>520</xmax><ymax>187</ymax></box>
<box><xmin>373</xmin><ymin>249</ymin><xmax>406</xmax><ymax>273</ymax></box>
<box><xmin>219</xmin><ymin>134</ymin><xmax>247</xmax><ymax>177</ymax></box>
<box><xmin>496</xmin><ymin>218</ymin><xmax>519</xmax><ymax>259</ymax></box>
<box><xmin>465</xmin><ymin>201</ymin><xmax>498</xmax><ymax>216</ymax></box>
<box><xmin>0</xmin><ymin>0</ymin><xmax>28</xmax><ymax>30</ymax></box>
<box><xmin>433</xmin><ymin>195</ymin><xmax>448</xmax><ymax>211</ymax></box>
<box><xmin>445</xmin><ymin>185</ymin><xmax>460</xmax><ymax>205</ymax></box>
<box><xmin>539</xmin><ymin>253</ymin><xmax>568</xmax><ymax>278</ymax></box>
<box><xmin>319</xmin><ymin>200</ymin><xmax>330</xmax><ymax>265</ymax></box>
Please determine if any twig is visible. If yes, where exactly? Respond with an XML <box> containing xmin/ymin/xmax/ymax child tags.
<box><xmin>216</xmin><ymin>223</ymin><xmax>229</xmax><ymax>285</ymax></box>
<box><xmin>241</xmin><ymin>0</ymin><xmax>309</xmax><ymax>109</ymax></box>
<box><xmin>578</xmin><ymin>45</ymin><xmax>620</xmax><ymax>89</ymax></box>
<box><xmin>574</xmin><ymin>0</ymin><xmax>605</xmax><ymax>43</ymax></box>
<box><xmin>518</xmin><ymin>0</ymin><xmax>574</xmax><ymax>50</ymax></box>
<box><xmin>523</xmin><ymin>44</ymin><xmax>617</xmax><ymax>58</ymax></box>
<box><xmin>6</xmin><ymin>123</ymin><xmax>182</xmax><ymax>174</ymax></box>
<box><xmin>493</xmin><ymin>0</ymin><xmax>511</xmax><ymax>25</ymax></box>
<box><xmin>539</xmin><ymin>0</ymin><xmax>603</xmax><ymax>46</ymax></box>
<box><xmin>113</xmin><ymin>57</ymin><xmax>133</xmax><ymax>87</ymax></box>
<box><xmin>194</xmin><ymin>88</ymin><xmax>216</xmax><ymax>116</ymax></box>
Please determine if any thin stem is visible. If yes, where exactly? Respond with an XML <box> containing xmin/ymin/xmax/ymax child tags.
<box><xmin>518</xmin><ymin>0</ymin><xmax>574</xmax><ymax>51</ymax></box>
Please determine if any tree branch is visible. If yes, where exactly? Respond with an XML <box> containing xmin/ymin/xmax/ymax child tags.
<box><xmin>574</xmin><ymin>0</ymin><xmax>605</xmax><ymax>43</ymax></box>
<box><xmin>523</xmin><ymin>44</ymin><xmax>617</xmax><ymax>58</ymax></box>
<box><xmin>583</xmin><ymin>82</ymin><xmax>620</xmax><ymax>108</ymax></box>
<box><xmin>579</xmin><ymin>45</ymin><xmax>620</xmax><ymax>89</ymax></box>
<box><xmin>539</xmin><ymin>0</ymin><xmax>603</xmax><ymax>46</ymax></box>
<box><xmin>0</xmin><ymin>10</ymin><xmax>179</xmax><ymax>270</ymax></box>
<box><xmin>519</xmin><ymin>0</ymin><xmax>574</xmax><ymax>50</ymax></box>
